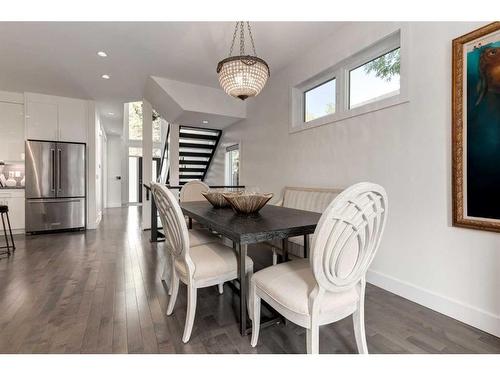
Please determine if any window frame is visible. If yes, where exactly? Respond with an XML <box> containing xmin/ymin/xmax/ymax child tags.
<box><xmin>303</xmin><ymin>77</ymin><xmax>337</xmax><ymax>123</ymax></box>
<box><xmin>224</xmin><ymin>143</ymin><xmax>240</xmax><ymax>187</ymax></box>
<box><xmin>290</xmin><ymin>29</ymin><xmax>408</xmax><ymax>134</ymax></box>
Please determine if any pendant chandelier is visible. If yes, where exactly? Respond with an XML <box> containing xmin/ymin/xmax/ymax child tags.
<box><xmin>217</xmin><ymin>22</ymin><xmax>270</xmax><ymax>100</ymax></box>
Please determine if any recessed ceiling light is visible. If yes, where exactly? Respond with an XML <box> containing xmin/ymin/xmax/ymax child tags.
<box><xmin>101</xmin><ymin>74</ymin><xmax>110</xmax><ymax>80</ymax></box>
<box><xmin>108</xmin><ymin>112</ymin><xmax>114</xmax><ymax>116</ymax></box>
<box><xmin>97</xmin><ymin>51</ymin><xmax>107</xmax><ymax>57</ymax></box>
<box><xmin>202</xmin><ymin>120</ymin><xmax>209</xmax><ymax>124</ymax></box>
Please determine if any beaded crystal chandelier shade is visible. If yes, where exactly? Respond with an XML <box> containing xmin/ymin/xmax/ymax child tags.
<box><xmin>217</xmin><ymin>22</ymin><xmax>270</xmax><ymax>100</ymax></box>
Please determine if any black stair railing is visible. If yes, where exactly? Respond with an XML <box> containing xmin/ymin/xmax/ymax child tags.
<box><xmin>158</xmin><ymin>123</ymin><xmax>170</xmax><ymax>184</ymax></box>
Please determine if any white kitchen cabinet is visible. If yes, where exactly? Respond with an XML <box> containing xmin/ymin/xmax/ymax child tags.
<box><xmin>25</xmin><ymin>100</ymin><xmax>58</xmax><ymax>141</ymax></box>
<box><xmin>0</xmin><ymin>189</ymin><xmax>25</xmax><ymax>232</ymax></box>
<box><xmin>0</xmin><ymin>102</ymin><xmax>25</xmax><ymax>161</ymax></box>
<box><xmin>25</xmin><ymin>93</ymin><xmax>88</xmax><ymax>143</ymax></box>
<box><xmin>58</xmin><ymin>98</ymin><xmax>87</xmax><ymax>143</ymax></box>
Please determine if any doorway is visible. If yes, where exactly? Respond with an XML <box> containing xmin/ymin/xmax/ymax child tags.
<box><xmin>128</xmin><ymin>156</ymin><xmax>161</xmax><ymax>203</ymax></box>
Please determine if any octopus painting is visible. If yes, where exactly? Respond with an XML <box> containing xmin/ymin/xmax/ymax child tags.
<box><xmin>466</xmin><ymin>40</ymin><xmax>500</xmax><ymax>220</ymax></box>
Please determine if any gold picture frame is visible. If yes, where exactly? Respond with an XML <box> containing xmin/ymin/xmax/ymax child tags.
<box><xmin>452</xmin><ymin>22</ymin><xmax>500</xmax><ymax>232</ymax></box>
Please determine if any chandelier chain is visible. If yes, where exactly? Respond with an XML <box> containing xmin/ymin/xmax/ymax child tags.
<box><xmin>246</xmin><ymin>22</ymin><xmax>257</xmax><ymax>56</ymax></box>
<box><xmin>228</xmin><ymin>22</ymin><xmax>239</xmax><ymax>56</ymax></box>
<box><xmin>239</xmin><ymin>21</ymin><xmax>245</xmax><ymax>55</ymax></box>
<box><xmin>228</xmin><ymin>21</ymin><xmax>257</xmax><ymax>57</ymax></box>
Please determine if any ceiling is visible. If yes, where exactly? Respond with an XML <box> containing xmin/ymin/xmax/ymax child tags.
<box><xmin>0</xmin><ymin>22</ymin><xmax>345</xmax><ymax>134</ymax></box>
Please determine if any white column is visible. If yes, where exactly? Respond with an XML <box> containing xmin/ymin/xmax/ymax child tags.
<box><xmin>169</xmin><ymin>123</ymin><xmax>180</xmax><ymax>188</ymax></box>
<box><xmin>86</xmin><ymin>101</ymin><xmax>98</xmax><ymax>229</ymax></box>
<box><xmin>121</xmin><ymin>103</ymin><xmax>129</xmax><ymax>206</ymax></box>
<box><xmin>141</xmin><ymin>100</ymin><xmax>153</xmax><ymax>230</ymax></box>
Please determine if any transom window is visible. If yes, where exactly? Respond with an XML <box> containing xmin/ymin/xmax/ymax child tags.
<box><xmin>304</xmin><ymin>78</ymin><xmax>336</xmax><ymax>122</ymax></box>
<box><xmin>349</xmin><ymin>48</ymin><xmax>400</xmax><ymax>109</ymax></box>
<box><xmin>291</xmin><ymin>29</ymin><xmax>405</xmax><ymax>133</ymax></box>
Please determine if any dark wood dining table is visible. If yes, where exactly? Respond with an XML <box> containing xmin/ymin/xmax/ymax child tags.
<box><xmin>180</xmin><ymin>201</ymin><xmax>322</xmax><ymax>336</ymax></box>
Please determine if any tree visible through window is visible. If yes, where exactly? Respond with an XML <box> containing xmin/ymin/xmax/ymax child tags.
<box><xmin>128</xmin><ymin>102</ymin><xmax>162</xmax><ymax>142</ymax></box>
<box><xmin>349</xmin><ymin>48</ymin><xmax>400</xmax><ymax>109</ymax></box>
<box><xmin>363</xmin><ymin>48</ymin><xmax>400</xmax><ymax>81</ymax></box>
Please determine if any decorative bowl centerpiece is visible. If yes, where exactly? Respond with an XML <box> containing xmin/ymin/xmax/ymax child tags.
<box><xmin>222</xmin><ymin>192</ymin><xmax>273</xmax><ymax>215</ymax></box>
<box><xmin>201</xmin><ymin>189</ymin><xmax>232</xmax><ymax>208</ymax></box>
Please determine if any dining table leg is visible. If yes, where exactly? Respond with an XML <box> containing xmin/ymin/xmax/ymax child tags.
<box><xmin>150</xmin><ymin>194</ymin><xmax>158</xmax><ymax>242</ymax></box>
<box><xmin>282</xmin><ymin>239</ymin><xmax>289</xmax><ymax>262</ymax></box>
<box><xmin>237</xmin><ymin>242</ymin><xmax>248</xmax><ymax>336</ymax></box>
<box><xmin>303</xmin><ymin>234</ymin><xmax>309</xmax><ymax>258</ymax></box>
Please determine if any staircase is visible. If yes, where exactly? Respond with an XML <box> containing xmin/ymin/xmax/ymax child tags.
<box><xmin>158</xmin><ymin>125</ymin><xmax>222</xmax><ymax>186</ymax></box>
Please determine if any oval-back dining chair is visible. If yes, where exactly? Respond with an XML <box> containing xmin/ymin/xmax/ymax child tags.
<box><xmin>179</xmin><ymin>180</ymin><xmax>209</xmax><ymax>202</ymax></box>
<box><xmin>151</xmin><ymin>182</ymin><xmax>253</xmax><ymax>343</ymax></box>
<box><xmin>179</xmin><ymin>180</ymin><xmax>209</xmax><ymax>229</ymax></box>
<box><xmin>250</xmin><ymin>182</ymin><xmax>388</xmax><ymax>354</ymax></box>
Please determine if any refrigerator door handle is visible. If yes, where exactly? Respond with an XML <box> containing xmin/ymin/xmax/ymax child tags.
<box><xmin>50</xmin><ymin>148</ymin><xmax>56</xmax><ymax>192</ymax></box>
<box><xmin>27</xmin><ymin>198</ymin><xmax>83</xmax><ymax>204</ymax></box>
<box><xmin>57</xmin><ymin>148</ymin><xmax>62</xmax><ymax>192</ymax></box>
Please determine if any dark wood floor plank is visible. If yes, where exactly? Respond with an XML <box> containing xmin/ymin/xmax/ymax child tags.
<box><xmin>0</xmin><ymin>206</ymin><xmax>499</xmax><ymax>354</ymax></box>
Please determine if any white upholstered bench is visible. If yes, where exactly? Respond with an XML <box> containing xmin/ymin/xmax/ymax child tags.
<box><xmin>268</xmin><ymin>186</ymin><xmax>343</xmax><ymax>264</ymax></box>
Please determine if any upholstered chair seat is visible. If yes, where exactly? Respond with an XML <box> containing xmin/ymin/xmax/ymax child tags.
<box><xmin>188</xmin><ymin>227</ymin><xmax>221</xmax><ymax>247</ymax></box>
<box><xmin>251</xmin><ymin>259</ymin><xmax>359</xmax><ymax>327</ymax></box>
<box><xmin>174</xmin><ymin>242</ymin><xmax>253</xmax><ymax>283</ymax></box>
<box><xmin>162</xmin><ymin>227</ymin><xmax>221</xmax><ymax>293</ymax></box>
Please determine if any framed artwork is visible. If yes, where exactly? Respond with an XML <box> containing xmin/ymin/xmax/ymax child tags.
<box><xmin>452</xmin><ymin>22</ymin><xmax>500</xmax><ymax>232</ymax></box>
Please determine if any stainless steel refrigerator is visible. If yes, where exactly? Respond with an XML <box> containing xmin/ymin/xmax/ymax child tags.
<box><xmin>25</xmin><ymin>140</ymin><xmax>86</xmax><ymax>233</ymax></box>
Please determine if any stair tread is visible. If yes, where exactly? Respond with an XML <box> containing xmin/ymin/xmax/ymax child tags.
<box><xmin>179</xmin><ymin>142</ymin><xmax>215</xmax><ymax>149</ymax></box>
<box><xmin>179</xmin><ymin>174</ymin><xmax>203</xmax><ymax>180</ymax></box>
<box><xmin>179</xmin><ymin>133</ymin><xmax>219</xmax><ymax>141</ymax></box>
<box><xmin>179</xmin><ymin>168</ymin><xmax>206</xmax><ymax>172</ymax></box>
<box><xmin>180</xmin><ymin>126</ymin><xmax>221</xmax><ymax>135</ymax></box>
<box><xmin>179</xmin><ymin>151</ymin><xmax>211</xmax><ymax>157</ymax></box>
<box><xmin>179</xmin><ymin>160</ymin><xmax>209</xmax><ymax>165</ymax></box>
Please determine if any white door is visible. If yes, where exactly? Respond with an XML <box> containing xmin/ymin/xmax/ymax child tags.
<box><xmin>25</xmin><ymin>101</ymin><xmax>58</xmax><ymax>141</ymax></box>
<box><xmin>58</xmin><ymin>99</ymin><xmax>87</xmax><ymax>143</ymax></box>
<box><xmin>106</xmin><ymin>136</ymin><xmax>122</xmax><ymax>207</ymax></box>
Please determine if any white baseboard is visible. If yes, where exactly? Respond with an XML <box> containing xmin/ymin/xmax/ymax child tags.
<box><xmin>367</xmin><ymin>269</ymin><xmax>500</xmax><ymax>338</ymax></box>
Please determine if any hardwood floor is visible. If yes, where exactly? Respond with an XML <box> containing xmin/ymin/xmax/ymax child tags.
<box><xmin>0</xmin><ymin>206</ymin><xmax>499</xmax><ymax>354</ymax></box>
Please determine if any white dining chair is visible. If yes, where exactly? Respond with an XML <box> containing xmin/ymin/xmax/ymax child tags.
<box><xmin>249</xmin><ymin>182</ymin><xmax>388</xmax><ymax>354</ymax></box>
<box><xmin>179</xmin><ymin>180</ymin><xmax>209</xmax><ymax>202</ymax></box>
<box><xmin>151</xmin><ymin>182</ymin><xmax>254</xmax><ymax>343</ymax></box>
<box><xmin>155</xmin><ymin>181</ymin><xmax>222</xmax><ymax>295</ymax></box>
<box><xmin>179</xmin><ymin>180</ymin><xmax>210</xmax><ymax>230</ymax></box>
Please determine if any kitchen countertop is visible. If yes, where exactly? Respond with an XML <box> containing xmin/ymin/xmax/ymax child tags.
<box><xmin>0</xmin><ymin>186</ymin><xmax>25</xmax><ymax>190</ymax></box>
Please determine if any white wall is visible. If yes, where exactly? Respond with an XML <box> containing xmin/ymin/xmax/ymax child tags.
<box><xmin>207</xmin><ymin>22</ymin><xmax>500</xmax><ymax>337</ymax></box>
<box><xmin>106</xmin><ymin>134</ymin><xmax>123</xmax><ymax>207</ymax></box>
